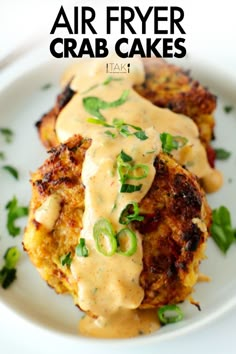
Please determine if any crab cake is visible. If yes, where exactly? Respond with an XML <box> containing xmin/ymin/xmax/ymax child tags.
<box><xmin>23</xmin><ymin>134</ymin><xmax>211</xmax><ymax>309</ymax></box>
<box><xmin>135</xmin><ymin>59</ymin><xmax>216</xmax><ymax>147</ymax></box>
<box><xmin>36</xmin><ymin>58</ymin><xmax>217</xmax><ymax>167</ymax></box>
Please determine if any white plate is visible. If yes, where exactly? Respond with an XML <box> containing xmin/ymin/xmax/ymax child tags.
<box><xmin>0</xmin><ymin>48</ymin><xmax>236</xmax><ymax>346</ymax></box>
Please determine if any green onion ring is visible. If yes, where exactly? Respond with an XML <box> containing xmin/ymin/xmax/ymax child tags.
<box><xmin>119</xmin><ymin>202</ymin><xmax>144</xmax><ymax>225</ymax></box>
<box><xmin>126</xmin><ymin>164</ymin><xmax>149</xmax><ymax>180</ymax></box>
<box><xmin>4</xmin><ymin>247</ymin><xmax>20</xmax><ymax>269</ymax></box>
<box><xmin>157</xmin><ymin>304</ymin><xmax>184</xmax><ymax>325</ymax></box>
<box><xmin>93</xmin><ymin>218</ymin><xmax>117</xmax><ymax>256</ymax></box>
<box><xmin>118</xmin><ymin>163</ymin><xmax>131</xmax><ymax>184</ymax></box>
<box><xmin>116</xmin><ymin>228</ymin><xmax>137</xmax><ymax>256</ymax></box>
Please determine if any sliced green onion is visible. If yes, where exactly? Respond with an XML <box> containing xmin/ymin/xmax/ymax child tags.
<box><xmin>87</xmin><ymin>115</ymin><xmax>148</xmax><ymax>141</ymax></box>
<box><xmin>60</xmin><ymin>252</ymin><xmax>72</xmax><ymax>266</ymax></box>
<box><xmin>119</xmin><ymin>125</ymin><xmax>132</xmax><ymax>137</ymax></box>
<box><xmin>117</xmin><ymin>151</ymin><xmax>132</xmax><ymax>184</ymax></box>
<box><xmin>126</xmin><ymin>164</ymin><xmax>149</xmax><ymax>180</ymax></box>
<box><xmin>118</xmin><ymin>122</ymin><xmax>142</xmax><ymax>132</ymax></box>
<box><xmin>112</xmin><ymin>119</ymin><xmax>148</xmax><ymax>141</ymax></box>
<box><xmin>5</xmin><ymin>196</ymin><xmax>29</xmax><ymax>237</ymax></box>
<box><xmin>119</xmin><ymin>150</ymin><xmax>133</xmax><ymax>162</ymax></box>
<box><xmin>210</xmin><ymin>206</ymin><xmax>235</xmax><ymax>253</ymax></box>
<box><xmin>116</xmin><ymin>228</ymin><xmax>137</xmax><ymax>256</ymax></box>
<box><xmin>119</xmin><ymin>202</ymin><xmax>144</xmax><ymax>225</ymax></box>
<box><xmin>2</xmin><ymin>165</ymin><xmax>19</xmax><ymax>179</ymax></box>
<box><xmin>118</xmin><ymin>164</ymin><xmax>130</xmax><ymax>184</ymax></box>
<box><xmin>112</xmin><ymin>118</ymin><xmax>141</xmax><ymax>132</ymax></box>
<box><xmin>0</xmin><ymin>246</ymin><xmax>21</xmax><ymax>289</ymax></box>
<box><xmin>41</xmin><ymin>83</ymin><xmax>52</xmax><ymax>90</ymax></box>
<box><xmin>160</xmin><ymin>132</ymin><xmax>188</xmax><ymax>154</ymax></box>
<box><xmin>87</xmin><ymin>117</ymin><xmax>112</xmax><ymax>127</ymax></box>
<box><xmin>215</xmin><ymin>148</ymin><xmax>231</xmax><ymax>160</ymax></box>
<box><xmin>158</xmin><ymin>304</ymin><xmax>184</xmax><ymax>325</ymax></box>
<box><xmin>83</xmin><ymin>97</ymin><xmax>105</xmax><ymax>121</ymax></box>
<box><xmin>82</xmin><ymin>77</ymin><xmax>123</xmax><ymax>94</ymax></box>
<box><xmin>0</xmin><ymin>268</ymin><xmax>17</xmax><ymax>289</ymax></box>
<box><xmin>76</xmin><ymin>238</ymin><xmax>89</xmax><ymax>257</ymax></box>
<box><xmin>117</xmin><ymin>151</ymin><xmax>148</xmax><ymax>192</ymax></box>
<box><xmin>104</xmin><ymin>90</ymin><xmax>129</xmax><ymax>108</ymax></box>
<box><xmin>103</xmin><ymin>76</ymin><xmax>122</xmax><ymax>85</ymax></box>
<box><xmin>4</xmin><ymin>247</ymin><xmax>20</xmax><ymax>269</ymax></box>
<box><xmin>0</xmin><ymin>128</ymin><xmax>13</xmax><ymax>143</ymax></box>
<box><xmin>104</xmin><ymin>130</ymin><xmax>116</xmax><ymax>138</ymax></box>
<box><xmin>160</xmin><ymin>132</ymin><xmax>178</xmax><ymax>153</ymax></box>
<box><xmin>120</xmin><ymin>184</ymin><xmax>142</xmax><ymax>193</ymax></box>
<box><xmin>224</xmin><ymin>105</ymin><xmax>233</xmax><ymax>113</ymax></box>
<box><xmin>93</xmin><ymin>218</ymin><xmax>117</xmax><ymax>256</ymax></box>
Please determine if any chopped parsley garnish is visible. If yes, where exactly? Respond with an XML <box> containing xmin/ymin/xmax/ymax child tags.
<box><xmin>88</xmin><ymin>117</ymin><xmax>148</xmax><ymax>141</ymax></box>
<box><xmin>0</xmin><ymin>151</ymin><xmax>5</xmax><ymax>160</ymax></box>
<box><xmin>215</xmin><ymin>148</ymin><xmax>231</xmax><ymax>160</ymax></box>
<box><xmin>112</xmin><ymin>118</ymin><xmax>148</xmax><ymax>140</ymax></box>
<box><xmin>103</xmin><ymin>76</ymin><xmax>122</xmax><ymax>86</ymax></box>
<box><xmin>160</xmin><ymin>132</ymin><xmax>188</xmax><ymax>154</ymax></box>
<box><xmin>76</xmin><ymin>238</ymin><xmax>89</xmax><ymax>257</ymax></box>
<box><xmin>0</xmin><ymin>128</ymin><xmax>13</xmax><ymax>143</ymax></box>
<box><xmin>87</xmin><ymin>117</ymin><xmax>112</xmax><ymax>127</ymax></box>
<box><xmin>2</xmin><ymin>165</ymin><xmax>19</xmax><ymax>179</ymax></box>
<box><xmin>60</xmin><ymin>252</ymin><xmax>72</xmax><ymax>266</ymax></box>
<box><xmin>224</xmin><ymin>105</ymin><xmax>233</xmax><ymax>113</ymax></box>
<box><xmin>83</xmin><ymin>90</ymin><xmax>129</xmax><ymax>120</ymax></box>
<box><xmin>5</xmin><ymin>196</ymin><xmax>29</xmax><ymax>237</ymax></box>
<box><xmin>41</xmin><ymin>83</ymin><xmax>52</xmax><ymax>90</ymax></box>
<box><xmin>210</xmin><ymin>206</ymin><xmax>235</xmax><ymax>253</ymax></box>
<box><xmin>0</xmin><ymin>246</ymin><xmax>21</xmax><ymax>289</ymax></box>
<box><xmin>82</xmin><ymin>76</ymin><xmax>122</xmax><ymax>94</ymax></box>
<box><xmin>104</xmin><ymin>130</ymin><xmax>116</xmax><ymax>138</ymax></box>
<box><xmin>133</xmin><ymin>130</ymin><xmax>148</xmax><ymax>140</ymax></box>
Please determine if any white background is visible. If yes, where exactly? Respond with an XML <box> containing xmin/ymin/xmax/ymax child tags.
<box><xmin>0</xmin><ymin>1</ymin><xmax>236</xmax><ymax>353</ymax></box>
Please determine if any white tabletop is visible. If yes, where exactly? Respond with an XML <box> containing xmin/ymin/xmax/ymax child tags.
<box><xmin>0</xmin><ymin>1</ymin><xmax>236</xmax><ymax>353</ymax></box>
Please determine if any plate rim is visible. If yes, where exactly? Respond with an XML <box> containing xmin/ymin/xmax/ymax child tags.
<box><xmin>0</xmin><ymin>46</ymin><xmax>236</xmax><ymax>345</ymax></box>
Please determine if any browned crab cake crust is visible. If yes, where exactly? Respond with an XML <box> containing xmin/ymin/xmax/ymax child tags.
<box><xmin>138</xmin><ymin>154</ymin><xmax>211</xmax><ymax>308</ymax></box>
<box><xmin>35</xmin><ymin>82</ymin><xmax>74</xmax><ymax>149</ymax></box>
<box><xmin>23</xmin><ymin>135</ymin><xmax>211</xmax><ymax>309</ymax></box>
<box><xmin>134</xmin><ymin>58</ymin><xmax>216</xmax><ymax>148</ymax></box>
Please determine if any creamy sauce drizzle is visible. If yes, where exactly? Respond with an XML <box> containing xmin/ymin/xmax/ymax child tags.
<box><xmin>35</xmin><ymin>194</ymin><xmax>61</xmax><ymax>231</ymax></box>
<box><xmin>79</xmin><ymin>309</ymin><xmax>160</xmax><ymax>338</ymax></box>
<box><xmin>52</xmin><ymin>56</ymin><xmax>222</xmax><ymax>338</ymax></box>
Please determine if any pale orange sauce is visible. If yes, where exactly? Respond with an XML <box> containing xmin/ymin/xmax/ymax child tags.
<box><xmin>51</xmin><ymin>56</ymin><xmax>222</xmax><ymax>338</ymax></box>
<box><xmin>79</xmin><ymin>309</ymin><xmax>160</xmax><ymax>339</ymax></box>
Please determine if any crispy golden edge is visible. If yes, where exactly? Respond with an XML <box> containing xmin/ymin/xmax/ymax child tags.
<box><xmin>134</xmin><ymin>58</ymin><xmax>217</xmax><ymax>148</ymax></box>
